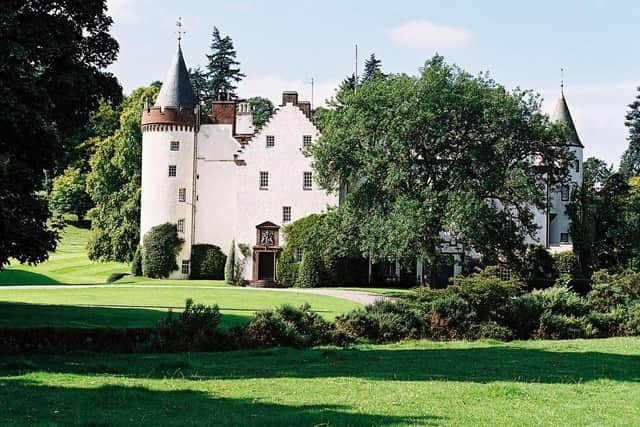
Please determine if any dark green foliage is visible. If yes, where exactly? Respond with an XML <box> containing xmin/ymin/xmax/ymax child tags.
<box><xmin>295</xmin><ymin>250</ymin><xmax>321</xmax><ymax>288</ymax></box>
<box><xmin>313</xmin><ymin>55</ymin><xmax>573</xmax><ymax>270</ymax></box>
<box><xmin>224</xmin><ymin>240</ymin><xmax>236</xmax><ymax>284</ymax></box>
<box><xmin>537</xmin><ymin>312</ymin><xmax>596</xmax><ymax>340</ymax></box>
<box><xmin>248</xmin><ymin>97</ymin><xmax>274</xmax><ymax>129</ymax></box>
<box><xmin>245</xmin><ymin>304</ymin><xmax>332</xmax><ymax>349</ymax></box>
<box><xmin>141</xmin><ymin>223</ymin><xmax>183</xmax><ymax>279</ymax></box>
<box><xmin>335</xmin><ymin>300</ymin><xmax>426</xmax><ymax>343</ymax></box>
<box><xmin>276</xmin><ymin>247</ymin><xmax>298</xmax><ymax>287</ymax></box>
<box><xmin>553</xmin><ymin>252</ymin><xmax>583</xmax><ymax>278</ymax></box>
<box><xmin>131</xmin><ymin>246</ymin><xmax>143</xmax><ymax>276</ymax></box>
<box><xmin>516</xmin><ymin>245</ymin><xmax>558</xmax><ymax>287</ymax></box>
<box><xmin>86</xmin><ymin>86</ymin><xmax>159</xmax><ymax>262</ymax></box>
<box><xmin>620</xmin><ymin>87</ymin><xmax>640</xmax><ymax>177</ymax></box>
<box><xmin>0</xmin><ymin>0</ymin><xmax>121</xmax><ymax>269</ymax></box>
<box><xmin>190</xmin><ymin>244</ymin><xmax>226</xmax><ymax>280</ymax></box>
<box><xmin>427</xmin><ymin>295</ymin><xmax>476</xmax><ymax>340</ymax></box>
<box><xmin>361</xmin><ymin>53</ymin><xmax>384</xmax><ymax>83</ymax></box>
<box><xmin>469</xmin><ymin>321</ymin><xmax>514</xmax><ymax>341</ymax></box>
<box><xmin>205</xmin><ymin>27</ymin><xmax>246</xmax><ymax>100</ymax></box>
<box><xmin>154</xmin><ymin>299</ymin><xmax>222</xmax><ymax>352</ymax></box>
<box><xmin>48</xmin><ymin>167</ymin><xmax>92</xmax><ymax>221</ymax></box>
<box><xmin>624</xmin><ymin>304</ymin><xmax>640</xmax><ymax>335</ymax></box>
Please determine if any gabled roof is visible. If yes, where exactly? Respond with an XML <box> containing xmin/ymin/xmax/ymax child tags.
<box><xmin>552</xmin><ymin>94</ymin><xmax>583</xmax><ymax>147</ymax></box>
<box><xmin>155</xmin><ymin>45</ymin><xmax>197</xmax><ymax>109</ymax></box>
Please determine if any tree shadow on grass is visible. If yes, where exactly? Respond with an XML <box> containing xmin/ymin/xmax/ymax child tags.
<box><xmin>2</xmin><ymin>342</ymin><xmax>639</xmax><ymax>384</ymax></box>
<box><xmin>0</xmin><ymin>378</ymin><xmax>441</xmax><ymax>426</ymax></box>
<box><xmin>0</xmin><ymin>270</ymin><xmax>60</xmax><ymax>285</ymax></box>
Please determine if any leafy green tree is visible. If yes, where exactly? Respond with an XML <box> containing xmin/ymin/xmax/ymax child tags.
<box><xmin>48</xmin><ymin>167</ymin><xmax>93</xmax><ymax>221</ymax></box>
<box><xmin>86</xmin><ymin>85</ymin><xmax>159</xmax><ymax>262</ymax></box>
<box><xmin>188</xmin><ymin>66</ymin><xmax>211</xmax><ymax>113</ymax></box>
<box><xmin>0</xmin><ymin>0</ymin><xmax>120</xmax><ymax>269</ymax></box>
<box><xmin>620</xmin><ymin>87</ymin><xmax>640</xmax><ymax>177</ymax></box>
<box><xmin>224</xmin><ymin>240</ymin><xmax>236</xmax><ymax>284</ymax></box>
<box><xmin>313</xmin><ymin>55</ymin><xmax>572</xmax><ymax>269</ymax></box>
<box><xmin>205</xmin><ymin>27</ymin><xmax>246</xmax><ymax>101</ymax></box>
<box><xmin>583</xmin><ymin>157</ymin><xmax>613</xmax><ymax>189</ymax></box>
<box><xmin>625</xmin><ymin>177</ymin><xmax>640</xmax><ymax>270</ymax></box>
<box><xmin>248</xmin><ymin>97</ymin><xmax>274</xmax><ymax>129</ymax></box>
<box><xmin>361</xmin><ymin>53</ymin><xmax>384</xmax><ymax>83</ymax></box>
<box><xmin>141</xmin><ymin>223</ymin><xmax>184</xmax><ymax>278</ymax></box>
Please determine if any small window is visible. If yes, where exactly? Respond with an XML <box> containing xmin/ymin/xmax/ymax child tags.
<box><xmin>560</xmin><ymin>232</ymin><xmax>569</xmax><ymax>243</ymax></box>
<box><xmin>282</xmin><ymin>206</ymin><xmax>291</xmax><ymax>223</ymax></box>
<box><xmin>177</xmin><ymin>218</ymin><xmax>185</xmax><ymax>233</ymax></box>
<box><xmin>295</xmin><ymin>247</ymin><xmax>303</xmax><ymax>262</ymax></box>
<box><xmin>575</xmin><ymin>160</ymin><xmax>580</xmax><ymax>173</ymax></box>
<box><xmin>303</xmin><ymin>171</ymin><xmax>312</xmax><ymax>190</ymax></box>
<box><xmin>168</xmin><ymin>165</ymin><xmax>177</xmax><ymax>177</ymax></box>
<box><xmin>181</xmin><ymin>259</ymin><xmax>190</xmax><ymax>274</ymax></box>
<box><xmin>178</xmin><ymin>188</ymin><xmax>186</xmax><ymax>202</ymax></box>
<box><xmin>303</xmin><ymin>135</ymin><xmax>312</xmax><ymax>148</ymax></box>
<box><xmin>561</xmin><ymin>185</ymin><xmax>570</xmax><ymax>201</ymax></box>
<box><xmin>266</xmin><ymin>135</ymin><xmax>275</xmax><ymax>147</ymax></box>
<box><xmin>260</xmin><ymin>171</ymin><xmax>269</xmax><ymax>189</ymax></box>
<box><xmin>170</xmin><ymin>141</ymin><xmax>180</xmax><ymax>151</ymax></box>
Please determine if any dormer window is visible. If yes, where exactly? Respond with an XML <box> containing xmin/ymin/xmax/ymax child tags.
<box><xmin>266</xmin><ymin>135</ymin><xmax>275</xmax><ymax>148</ymax></box>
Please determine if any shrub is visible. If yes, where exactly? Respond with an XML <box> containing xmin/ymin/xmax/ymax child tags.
<box><xmin>224</xmin><ymin>241</ymin><xmax>251</xmax><ymax>286</ymax></box>
<box><xmin>449</xmin><ymin>275</ymin><xmax>522</xmax><ymax>321</ymax></box>
<box><xmin>553</xmin><ymin>251</ymin><xmax>583</xmax><ymax>278</ymax></box>
<box><xmin>190</xmin><ymin>244</ymin><xmax>226</xmax><ymax>279</ymax></box>
<box><xmin>537</xmin><ymin>311</ymin><xmax>597</xmax><ymax>340</ymax></box>
<box><xmin>469</xmin><ymin>321</ymin><xmax>514</xmax><ymax>341</ymax></box>
<box><xmin>153</xmin><ymin>299</ymin><xmax>222</xmax><ymax>352</ymax></box>
<box><xmin>623</xmin><ymin>303</ymin><xmax>640</xmax><ymax>336</ymax></box>
<box><xmin>131</xmin><ymin>246</ymin><xmax>142</xmax><ymax>276</ymax></box>
<box><xmin>142</xmin><ymin>223</ymin><xmax>183</xmax><ymax>278</ymax></box>
<box><xmin>516</xmin><ymin>244</ymin><xmax>558</xmax><ymax>288</ymax></box>
<box><xmin>501</xmin><ymin>293</ymin><xmax>545</xmax><ymax>339</ymax></box>
<box><xmin>531</xmin><ymin>285</ymin><xmax>590</xmax><ymax>317</ymax></box>
<box><xmin>427</xmin><ymin>295</ymin><xmax>476</xmax><ymax>340</ymax></box>
<box><xmin>335</xmin><ymin>299</ymin><xmax>426</xmax><ymax>343</ymax></box>
<box><xmin>276</xmin><ymin>247</ymin><xmax>299</xmax><ymax>287</ymax></box>
<box><xmin>295</xmin><ymin>250</ymin><xmax>321</xmax><ymax>288</ymax></box>
<box><xmin>224</xmin><ymin>240</ymin><xmax>235</xmax><ymax>284</ymax></box>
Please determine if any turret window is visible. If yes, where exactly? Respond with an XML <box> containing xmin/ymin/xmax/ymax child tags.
<box><xmin>168</xmin><ymin>165</ymin><xmax>177</xmax><ymax>177</ymax></box>
<box><xmin>303</xmin><ymin>135</ymin><xmax>312</xmax><ymax>148</ymax></box>
<box><xmin>303</xmin><ymin>171</ymin><xmax>313</xmax><ymax>190</ymax></box>
<box><xmin>575</xmin><ymin>160</ymin><xmax>580</xmax><ymax>172</ymax></box>
<box><xmin>561</xmin><ymin>185</ymin><xmax>570</xmax><ymax>201</ymax></box>
<box><xmin>260</xmin><ymin>171</ymin><xmax>269</xmax><ymax>189</ymax></box>
<box><xmin>178</xmin><ymin>188</ymin><xmax>186</xmax><ymax>202</ymax></box>
<box><xmin>170</xmin><ymin>141</ymin><xmax>180</xmax><ymax>151</ymax></box>
<box><xmin>266</xmin><ymin>135</ymin><xmax>275</xmax><ymax>147</ymax></box>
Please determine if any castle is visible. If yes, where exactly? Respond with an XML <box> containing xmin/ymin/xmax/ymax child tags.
<box><xmin>140</xmin><ymin>43</ymin><xmax>583</xmax><ymax>284</ymax></box>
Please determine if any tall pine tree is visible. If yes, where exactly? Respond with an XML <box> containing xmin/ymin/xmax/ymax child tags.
<box><xmin>620</xmin><ymin>87</ymin><xmax>640</xmax><ymax>177</ymax></box>
<box><xmin>205</xmin><ymin>27</ymin><xmax>246</xmax><ymax>102</ymax></box>
<box><xmin>361</xmin><ymin>53</ymin><xmax>384</xmax><ymax>83</ymax></box>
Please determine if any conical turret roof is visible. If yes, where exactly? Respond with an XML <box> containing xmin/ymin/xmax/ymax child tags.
<box><xmin>155</xmin><ymin>45</ymin><xmax>197</xmax><ymax>109</ymax></box>
<box><xmin>552</xmin><ymin>94</ymin><xmax>583</xmax><ymax>147</ymax></box>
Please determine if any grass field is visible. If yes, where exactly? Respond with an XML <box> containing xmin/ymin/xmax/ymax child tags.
<box><xmin>1</xmin><ymin>337</ymin><xmax>639</xmax><ymax>426</ymax></box>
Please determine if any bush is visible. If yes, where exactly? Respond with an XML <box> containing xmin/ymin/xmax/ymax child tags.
<box><xmin>537</xmin><ymin>311</ymin><xmax>597</xmax><ymax>340</ymax></box>
<box><xmin>190</xmin><ymin>244</ymin><xmax>226</xmax><ymax>279</ymax></box>
<box><xmin>501</xmin><ymin>293</ymin><xmax>545</xmax><ymax>339</ymax></box>
<box><xmin>553</xmin><ymin>251</ymin><xmax>583</xmax><ymax>278</ymax></box>
<box><xmin>224</xmin><ymin>240</ymin><xmax>235</xmax><ymax>284</ymax></box>
<box><xmin>516</xmin><ymin>244</ymin><xmax>558</xmax><ymax>288</ymax></box>
<box><xmin>276</xmin><ymin>247</ymin><xmax>299</xmax><ymax>287</ymax></box>
<box><xmin>295</xmin><ymin>250</ymin><xmax>321</xmax><ymax>288</ymax></box>
<box><xmin>153</xmin><ymin>299</ymin><xmax>222</xmax><ymax>352</ymax></box>
<box><xmin>427</xmin><ymin>295</ymin><xmax>476</xmax><ymax>340</ymax></box>
<box><xmin>469</xmin><ymin>321</ymin><xmax>514</xmax><ymax>341</ymax></box>
<box><xmin>335</xmin><ymin>299</ymin><xmax>425</xmax><ymax>343</ymax></box>
<box><xmin>131</xmin><ymin>246</ymin><xmax>142</xmax><ymax>276</ymax></box>
<box><xmin>623</xmin><ymin>303</ymin><xmax>640</xmax><ymax>336</ymax></box>
<box><xmin>224</xmin><ymin>241</ymin><xmax>251</xmax><ymax>286</ymax></box>
<box><xmin>142</xmin><ymin>223</ymin><xmax>183</xmax><ymax>278</ymax></box>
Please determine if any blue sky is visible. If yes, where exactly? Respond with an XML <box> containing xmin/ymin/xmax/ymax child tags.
<box><xmin>107</xmin><ymin>0</ymin><xmax>640</xmax><ymax>166</ymax></box>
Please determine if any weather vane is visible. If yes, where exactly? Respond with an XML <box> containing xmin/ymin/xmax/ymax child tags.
<box><xmin>560</xmin><ymin>67</ymin><xmax>564</xmax><ymax>95</ymax></box>
<box><xmin>176</xmin><ymin>17</ymin><xmax>185</xmax><ymax>45</ymax></box>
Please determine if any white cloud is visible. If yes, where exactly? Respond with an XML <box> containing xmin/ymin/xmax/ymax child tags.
<box><xmin>387</xmin><ymin>20</ymin><xmax>473</xmax><ymax>50</ymax></box>
<box><xmin>237</xmin><ymin>76</ymin><xmax>341</xmax><ymax>108</ymax></box>
<box><xmin>106</xmin><ymin>0</ymin><xmax>140</xmax><ymax>23</ymax></box>
<box><xmin>541</xmin><ymin>81</ymin><xmax>638</xmax><ymax>168</ymax></box>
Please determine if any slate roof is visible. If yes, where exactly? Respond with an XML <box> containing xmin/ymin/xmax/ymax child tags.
<box><xmin>155</xmin><ymin>45</ymin><xmax>197</xmax><ymax>109</ymax></box>
<box><xmin>552</xmin><ymin>95</ymin><xmax>583</xmax><ymax>147</ymax></box>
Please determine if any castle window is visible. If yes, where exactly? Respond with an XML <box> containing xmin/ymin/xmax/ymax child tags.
<box><xmin>575</xmin><ymin>160</ymin><xmax>580</xmax><ymax>173</ymax></box>
<box><xmin>168</xmin><ymin>165</ymin><xmax>177</xmax><ymax>177</ymax></box>
<box><xmin>260</xmin><ymin>171</ymin><xmax>269</xmax><ymax>189</ymax></box>
<box><xmin>561</xmin><ymin>185</ymin><xmax>570</xmax><ymax>201</ymax></box>
<box><xmin>266</xmin><ymin>135</ymin><xmax>275</xmax><ymax>148</ymax></box>
<box><xmin>170</xmin><ymin>141</ymin><xmax>180</xmax><ymax>151</ymax></box>
<box><xmin>560</xmin><ymin>232</ymin><xmax>569</xmax><ymax>243</ymax></box>
<box><xmin>295</xmin><ymin>247</ymin><xmax>303</xmax><ymax>262</ymax></box>
<box><xmin>181</xmin><ymin>260</ymin><xmax>190</xmax><ymax>275</ymax></box>
<box><xmin>178</xmin><ymin>188</ymin><xmax>186</xmax><ymax>202</ymax></box>
<box><xmin>303</xmin><ymin>171</ymin><xmax>312</xmax><ymax>190</ymax></box>
<box><xmin>282</xmin><ymin>206</ymin><xmax>291</xmax><ymax>223</ymax></box>
<box><xmin>177</xmin><ymin>218</ymin><xmax>185</xmax><ymax>233</ymax></box>
<box><xmin>303</xmin><ymin>135</ymin><xmax>312</xmax><ymax>148</ymax></box>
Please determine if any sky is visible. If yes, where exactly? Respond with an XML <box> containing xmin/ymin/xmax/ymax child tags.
<box><xmin>106</xmin><ymin>0</ymin><xmax>640</xmax><ymax>167</ymax></box>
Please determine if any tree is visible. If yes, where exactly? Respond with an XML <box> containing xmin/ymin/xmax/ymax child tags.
<box><xmin>224</xmin><ymin>240</ymin><xmax>236</xmax><ymax>284</ymax></box>
<box><xmin>583</xmin><ymin>157</ymin><xmax>613</xmax><ymax>189</ymax></box>
<box><xmin>312</xmin><ymin>55</ymin><xmax>572</xmax><ymax>270</ymax></box>
<box><xmin>141</xmin><ymin>223</ymin><xmax>183</xmax><ymax>278</ymax></box>
<box><xmin>86</xmin><ymin>85</ymin><xmax>159</xmax><ymax>262</ymax></box>
<box><xmin>205</xmin><ymin>27</ymin><xmax>246</xmax><ymax>101</ymax></box>
<box><xmin>188</xmin><ymin>66</ymin><xmax>211</xmax><ymax>113</ymax></box>
<box><xmin>0</xmin><ymin>0</ymin><xmax>120</xmax><ymax>269</ymax></box>
<box><xmin>626</xmin><ymin>177</ymin><xmax>640</xmax><ymax>270</ymax></box>
<box><xmin>248</xmin><ymin>97</ymin><xmax>274</xmax><ymax>129</ymax></box>
<box><xmin>361</xmin><ymin>53</ymin><xmax>384</xmax><ymax>84</ymax></box>
<box><xmin>620</xmin><ymin>87</ymin><xmax>640</xmax><ymax>177</ymax></box>
<box><xmin>48</xmin><ymin>167</ymin><xmax>93</xmax><ymax>221</ymax></box>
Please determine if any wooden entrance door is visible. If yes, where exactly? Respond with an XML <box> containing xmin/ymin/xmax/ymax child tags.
<box><xmin>258</xmin><ymin>252</ymin><xmax>275</xmax><ymax>281</ymax></box>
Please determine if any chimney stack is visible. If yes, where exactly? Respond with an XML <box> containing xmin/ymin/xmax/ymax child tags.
<box><xmin>282</xmin><ymin>91</ymin><xmax>299</xmax><ymax>106</ymax></box>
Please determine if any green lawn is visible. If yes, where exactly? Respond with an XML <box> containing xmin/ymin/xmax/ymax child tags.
<box><xmin>1</xmin><ymin>337</ymin><xmax>638</xmax><ymax>426</ymax></box>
